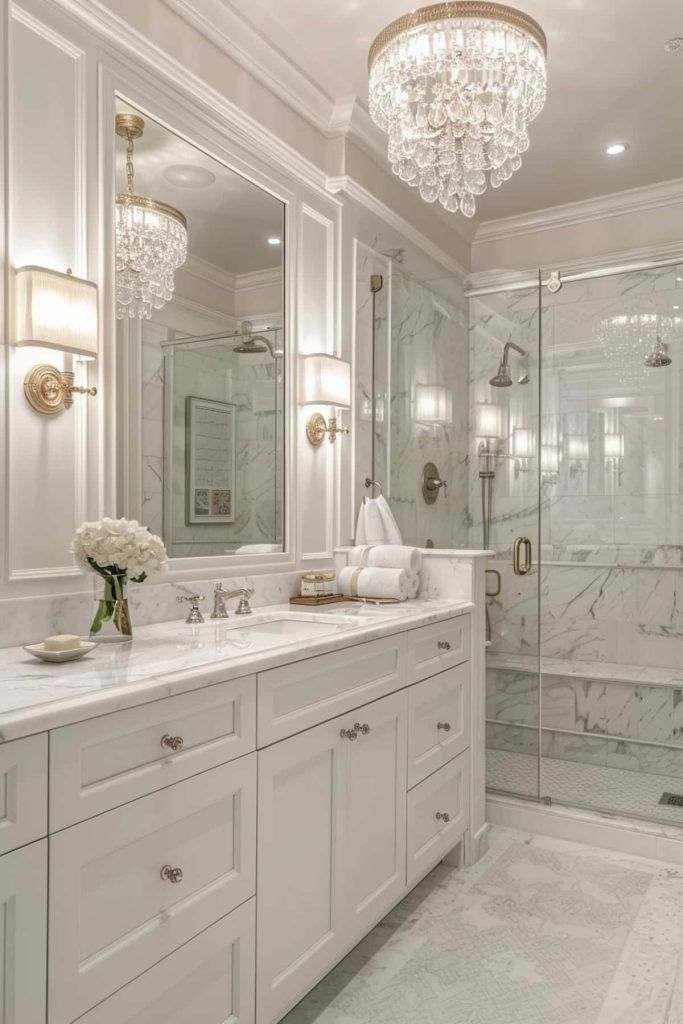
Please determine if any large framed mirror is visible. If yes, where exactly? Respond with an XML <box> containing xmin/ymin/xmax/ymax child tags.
<box><xmin>115</xmin><ymin>99</ymin><xmax>286</xmax><ymax>560</ymax></box>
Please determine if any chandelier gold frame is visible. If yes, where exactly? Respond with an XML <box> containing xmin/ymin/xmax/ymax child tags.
<box><xmin>115</xmin><ymin>113</ymin><xmax>187</xmax><ymax>231</ymax></box>
<box><xmin>368</xmin><ymin>2</ymin><xmax>547</xmax><ymax>70</ymax></box>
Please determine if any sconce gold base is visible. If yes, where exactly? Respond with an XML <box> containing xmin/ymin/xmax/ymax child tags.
<box><xmin>24</xmin><ymin>364</ymin><xmax>97</xmax><ymax>415</ymax></box>
<box><xmin>305</xmin><ymin>412</ymin><xmax>350</xmax><ymax>446</ymax></box>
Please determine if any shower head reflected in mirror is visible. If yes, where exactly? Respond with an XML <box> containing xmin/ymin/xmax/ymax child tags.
<box><xmin>232</xmin><ymin>320</ymin><xmax>283</xmax><ymax>358</ymax></box>
<box><xmin>489</xmin><ymin>341</ymin><xmax>529</xmax><ymax>387</ymax></box>
<box><xmin>644</xmin><ymin>336</ymin><xmax>672</xmax><ymax>368</ymax></box>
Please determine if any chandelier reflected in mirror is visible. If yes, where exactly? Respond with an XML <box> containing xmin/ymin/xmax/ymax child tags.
<box><xmin>368</xmin><ymin>2</ymin><xmax>547</xmax><ymax>218</ymax></box>
<box><xmin>595</xmin><ymin>311</ymin><xmax>676</xmax><ymax>389</ymax></box>
<box><xmin>115</xmin><ymin>113</ymin><xmax>188</xmax><ymax>320</ymax></box>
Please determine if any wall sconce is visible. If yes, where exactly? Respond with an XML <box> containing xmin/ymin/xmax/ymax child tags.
<box><xmin>414</xmin><ymin>384</ymin><xmax>453</xmax><ymax>425</ymax></box>
<box><xmin>475</xmin><ymin>401</ymin><xmax>503</xmax><ymax>441</ymax></box>
<box><xmin>566</xmin><ymin>434</ymin><xmax>589</xmax><ymax>478</ymax></box>
<box><xmin>299</xmin><ymin>353</ymin><xmax>351</xmax><ymax>446</ymax></box>
<box><xmin>14</xmin><ymin>266</ymin><xmax>98</xmax><ymax>415</ymax></box>
<box><xmin>541</xmin><ymin>444</ymin><xmax>560</xmax><ymax>480</ymax></box>
<box><xmin>511</xmin><ymin>426</ymin><xmax>536</xmax><ymax>477</ymax></box>
<box><xmin>604</xmin><ymin>432</ymin><xmax>624</xmax><ymax>479</ymax></box>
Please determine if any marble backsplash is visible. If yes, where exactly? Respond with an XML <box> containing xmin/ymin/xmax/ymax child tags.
<box><xmin>0</xmin><ymin>571</ymin><xmax>301</xmax><ymax>650</ymax></box>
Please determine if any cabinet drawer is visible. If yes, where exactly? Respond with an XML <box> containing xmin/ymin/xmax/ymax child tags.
<box><xmin>257</xmin><ymin>633</ymin><xmax>406</xmax><ymax>745</ymax></box>
<box><xmin>406</xmin><ymin>615</ymin><xmax>470</xmax><ymax>684</ymax></box>
<box><xmin>76</xmin><ymin>898</ymin><xmax>255</xmax><ymax>1024</ymax></box>
<box><xmin>50</xmin><ymin>674</ymin><xmax>256</xmax><ymax>829</ymax></box>
<box><xmin>408</xmin><ymin>664</ymin><xmax>469</xmax><ymax>788</ymax></box>
<box><xmin>407</xmin><ymin>751</ymin><xmax>469</xmax><ymax>888</ymax></box>
<box><xmin>0</xmin><ymin>734</ymin><xmax>47</xmax><ymax>855</ymax></box>
<box><xmin>49</xmin><ymin>754</ymin><xmax>256</xmax><ymax>1024</ymax></box>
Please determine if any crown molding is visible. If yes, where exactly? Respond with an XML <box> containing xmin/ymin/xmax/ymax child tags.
<box><xmin>466</xmin><ymin>240</ymin><xmax>683</xmax><ymax>296</ymax></box>
<box><xmin>183</xmin><ymin>255</ymin><xmax>282</xmax><ymax>296</ymax></box>
<box><xmin>327</xmin><ymin>175</ymin><xmax>467</xmax><ymax>279</ymax></box>
<box><xmin>52</xmin><ymin>0</ymin><xmax>338</xmax><ymax>201</ymax></box>
<box><xmin>474</xmin><ymin>177</ymin><xmax>683</xmax><ymax>245</ymax></box>
<box><xmin>237</xmin><ymin>267</ymin><xmax>283</xmax><ymax>292</ymax></box>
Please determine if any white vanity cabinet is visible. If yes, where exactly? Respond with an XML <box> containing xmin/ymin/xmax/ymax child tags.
<box><xmin>1</xmin><ymin>609</ymin><xmax>477</xmax><ymax>1024</ymax></box>
<box><xmin>256</xmin><ymin>689</ymin><xmax>407</xmax><ymax>1024</ymax></box>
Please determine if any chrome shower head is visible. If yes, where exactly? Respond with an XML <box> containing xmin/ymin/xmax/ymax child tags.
<box><xmin>233</xmin><ymin>320</ymin><xmax>270</xmax><ymax>355</ymax></box>
<box><xmin>489</xmin><ymin>363</ymin><xmax>513</xmax><ymax>387</ymax></box>
<box><xmin>644</xmin><ymin>337</ymin><xmax>672</xmax><ymax>368</ymax></box>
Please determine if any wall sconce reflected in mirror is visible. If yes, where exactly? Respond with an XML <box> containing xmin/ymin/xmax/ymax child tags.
<box><xmin>604</xmin><ymin>432</ymin><xmax>624</xmax><ymax>479</ymax></box>
<box><xmin>541</xmin><ymin>444</ymin><xmax>560</xmax><ymax>481</ymax></box>
<box><xmin>414</xmin><ymin>384</ymin><xmax>453</xmax><ymax>426</ymax></box>
<box><xmin>14</xmin><ymin>266</ymin><xmax>98</xmax><ymax>415</ymax></box>
<box><xmin>566</xmin><ymin>434</ymin><xmax>589</xmax><ymax>478</ymax></box>
<box><xmin>299</xmin><ymin>353</ymin><xmax>351</xmax><ymax>446</ymax></box>
<box><xmin>475</xmin><ymin>401</ymin><xmax>503</xmax><ymax>441</ymax></box>
<box><xmin>511</xmin><ymin>426</ymin><xmax>536</xmax><ymax>477</ymax></box>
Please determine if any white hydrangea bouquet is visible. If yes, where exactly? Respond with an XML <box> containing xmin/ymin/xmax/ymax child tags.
<box><xmin>72</xmin><ymin>517</ymin><xmax>167</xmax><ymax>642</ymax></box>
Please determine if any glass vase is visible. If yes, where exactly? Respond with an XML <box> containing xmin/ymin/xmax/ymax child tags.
<box><xmin>90</xmin><ymin>573</ymin><xmax>132</xmax><ymax>643</ymax></box>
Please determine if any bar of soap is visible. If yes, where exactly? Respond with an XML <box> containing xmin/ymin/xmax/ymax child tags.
<box><xmin>43</xmin><ymin>634</ymin><xmax>81</xmax><ymax>652</ymax></box>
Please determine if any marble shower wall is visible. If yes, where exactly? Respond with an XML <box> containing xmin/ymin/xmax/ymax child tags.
<box><xmin>473</xmin><ymin>263</ymin><xmax>683</xmax><ymax>784</ymax></box>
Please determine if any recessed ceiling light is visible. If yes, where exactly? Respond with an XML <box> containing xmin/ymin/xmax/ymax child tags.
<box><xmin>267</xmin><ymin>236</ymin><xmax>281</xmax><ymax>245</ymax></box>
<box><xmin>605</xmin><ymin>143</ymin><xmax>629</xmax><ymax>156</ymax></box>
<box><xmin>163</xmin><ymin>165</ymin><xmax>216</xmax><ymax>188</ymax></box>
<box><xmin>664</xmin><ymin>37</ymin><xmax>683</xmax><ymax>53</ymax></box>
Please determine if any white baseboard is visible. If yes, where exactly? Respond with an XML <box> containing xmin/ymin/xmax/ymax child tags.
<box><xmin>487</xmin><ymin>793</ymin><xmax>683</xmax><ymax>866</ymax></box>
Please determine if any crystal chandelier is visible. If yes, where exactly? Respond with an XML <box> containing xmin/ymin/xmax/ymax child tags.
<box><xmin>115</xmin><ymin>113</ymin><xmax>188</xmax><ymax>319</ymax></box>
<box><xmin>368</xmin><ymin>2</ymin><xmax>547</xmax><ymax>217</ymax></box>
<box><xmin>594</xmin><ymin>311</ymin><xmax>676</xmax><ymax>388</ymax></box>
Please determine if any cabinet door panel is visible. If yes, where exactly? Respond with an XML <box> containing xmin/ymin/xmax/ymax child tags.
<box><xmin>344</xmin><ymin>690</ymin><xmax>407</xmax><ymax>939</ymax></box>
<box><xmin>77</xmin><ymin>899</ymin><xmax>255</xmax><ymax>1024</ymax></box>
<box><xmin>0</xmin><ymin>734</ymin><xmax>47</xmax><ymax>855</ymax></box>
<box><xmin>408</xmin><ymin>664</ymin><xmax>469</xmax><ymax>788</ymax></box>
<box><xmin>0</xmin><ymin>840</ymin><xmax>47</xmax><ymax>1024</ymax></box>
<box><xmin>407</xmin><ymin>751</ymin><xmax>469</xmax><ymax>888</ymax></box>
<box><xmin>49</xmin><ymin>755</ymin><xmax>256</xmax><ymax>1024</ymax></box>
<box><xmin>257</xmin><ymin>717</ymin><xmax>346</xmax><ymax>1024</ymax></box>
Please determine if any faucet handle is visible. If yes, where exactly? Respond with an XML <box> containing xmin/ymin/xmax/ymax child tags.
<box><xmin>176</xmin><ymin>593</ymin><xmax>205</xmax><ymax>624</ymax></box>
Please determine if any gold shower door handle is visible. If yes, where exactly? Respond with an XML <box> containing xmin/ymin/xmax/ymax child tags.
<box><xmin>513</xmin><ymin>537</ymin><xmax>532</xmax><ymax>576</ymax></box>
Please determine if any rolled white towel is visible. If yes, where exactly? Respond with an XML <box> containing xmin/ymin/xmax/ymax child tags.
<box><xmin>338</xmin><ymin>565</ymin><xmax>409</xmax><ymax>601</ymax></box>
<box><xmin>349</xmin><ymin>544</ymin><xmax>422</xmax><ymax>574</ymax></box>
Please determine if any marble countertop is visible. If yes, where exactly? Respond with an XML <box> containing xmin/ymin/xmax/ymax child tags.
<box><xmin>0</xmin><ymin>599</ymin><xmax>472</xmax><ymax>741</ymax></box>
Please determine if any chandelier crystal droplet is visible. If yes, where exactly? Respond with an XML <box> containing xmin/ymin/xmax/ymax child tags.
<box><xmin>368</xmin><ymin>2</ymin><xmax>547</xmax><ymax>217</ymax></box>
<box><xmin>115</xmin><ymin>113</ymin><xmax>188</xmax><ymax>320</ymax></box>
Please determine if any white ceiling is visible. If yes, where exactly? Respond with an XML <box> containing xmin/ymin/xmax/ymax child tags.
<box><xmin>115</xmin><ymin>101</ymin><xmax>284</xmax><ymax>274</ymax></box>
<box><xmin>213</xmin><ymin>0</ymin><xmax>683</xmax><ymax>224</ymax></box>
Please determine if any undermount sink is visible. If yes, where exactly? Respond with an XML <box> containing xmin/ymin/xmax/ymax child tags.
<box><xmin>196</xmin><ymin>612</ymin><xmax>360</xmax><ymax>652</ymax></box>
<box><xmin>224</xmin><ymin>616</ymin><xmax>347</xmax><ymax>640</ymax></box>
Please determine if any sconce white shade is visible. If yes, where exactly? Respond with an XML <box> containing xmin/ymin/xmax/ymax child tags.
<box><xmin>541</xmin><ymin>445</ymin><xmax>560</xmax><ymax>473</ymax></box>
<box><xmin>567</xmin><ymin>435</ymin><xmax>590</xmax><ymax>460</ymax></box>
<box><xmin>415</xmin><ymin>384</ymin><xmax>453</xmax><ymax>425</ymax></box>
<box><xmin>475</xmin><ymin>402</ymin><xmax>503</xmax><ymax>439</ymax></box>
<box><xmin>14</xmin><ymin>266</ymin><xmax>98</xmax><ymax>358</ymax></box>
<box><xmin>604</xmin><ymin>433</ymin><xmax>624</xmax><ymax>458</ymax></box>
<box><xmin>299</xmin><ymin>353</ymin><xmax>351</xmax><ymax>408</ymax></box>
<box><xmin>512</xmin><ymin>426</ymin><xmax>536</xmax><ymax>459</ymax></box>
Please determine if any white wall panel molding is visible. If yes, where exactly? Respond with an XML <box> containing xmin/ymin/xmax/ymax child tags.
<box><xmin>327</xmin><ymin>176</ymin><xmax>468</xmax><ymax>281</ymax></box>
<box><xmin>474</xmin><ymin>176</ymin><xmax>683</xmax><ymax>246</ymax></box>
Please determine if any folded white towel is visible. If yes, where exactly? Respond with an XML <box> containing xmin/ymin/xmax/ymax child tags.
<box><xmin>355</xmin><ymin>495</ymin><xmax>402</xmax><ymax>545</ymax></box>
<box><xmin>349</xmin><ymin>544</ymin><xmax>422</xmax><ymax>574</ymax></box>
<box><xmin>338</xmin><ymin>565</ymin><xmax>409</xmax><ymax>601</ymax></box>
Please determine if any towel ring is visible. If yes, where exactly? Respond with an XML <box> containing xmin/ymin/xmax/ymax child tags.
<box><xmin>364</xmin><ymin>477</ymin><xmax>383</xmax><ymax>497</ymax></box>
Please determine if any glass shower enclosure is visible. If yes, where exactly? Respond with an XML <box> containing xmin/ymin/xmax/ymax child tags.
<box><xmin>474</xmin><ymin>260</ymin><xmax>683</xmax><ymax>825</ymax></box>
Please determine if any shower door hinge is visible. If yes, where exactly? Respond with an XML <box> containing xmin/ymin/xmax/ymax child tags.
<box><xmin>544</xmin><ymin>270</ymin><xmax>562</xmax><ymax>293</ymax></box>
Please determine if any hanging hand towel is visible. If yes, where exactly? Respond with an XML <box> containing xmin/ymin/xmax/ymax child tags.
<box><xmin>349</xmin><ymin>544</ymin><xmax>421</xmax><ymax>574</ymax></box>
<box><xmin>354</xmin><ymin>495</ymin><xmax>402</xmax><ymax>545</ymax></box>
<box><xmin>338</xmin><ymin>566</ymin><xmax>409</xmax><ymax>601</ymax></box>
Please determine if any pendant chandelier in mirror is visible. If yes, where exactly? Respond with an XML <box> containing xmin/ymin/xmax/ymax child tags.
<box><xmin>115</xmin><ymin>113</ymin><xmax>188</xmax><ymax>319</ymax></box>
<box><xmin>368</xmin><ymin>2</ymin><xmax>547</xmax><ymax>217</ymax></box>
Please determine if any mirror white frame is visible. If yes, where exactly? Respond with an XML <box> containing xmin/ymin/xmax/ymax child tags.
<box><xmin>100</xmin><ymin>64</ymin><xmax>301</xmax><ymax>581</ymax></box>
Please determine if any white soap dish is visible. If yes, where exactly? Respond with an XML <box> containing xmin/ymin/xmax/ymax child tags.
<box><xmin>24</xmin><ymin>641</ymin><xmax>98</xmax><ymax>663</ymax></box>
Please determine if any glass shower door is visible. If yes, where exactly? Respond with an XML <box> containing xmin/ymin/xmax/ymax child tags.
<box><xmin>539</xmin><ymin>262</ymin><xmax>683</xmax><ymax>825</ymax></box>
<box><xmin>470</xmin><ymin>280</ymin><xmax>542</xmax><ymax>800</ymax></box>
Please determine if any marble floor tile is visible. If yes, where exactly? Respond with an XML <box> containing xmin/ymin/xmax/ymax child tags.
<box><xmin>283</xmin><ymin>825</ymin><xmax>683</xmax><ymax>1024</ymax></box>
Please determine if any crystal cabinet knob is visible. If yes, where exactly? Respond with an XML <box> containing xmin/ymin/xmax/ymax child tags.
<box><xmin>160</xmin><ymin>864</ymin><xmax>183</xmax><ymax>884</ymax></box>
<box><xmin>340</xmin><ymin>728</ymin><xmax>358</xmax><ymax>741</ymax></box>
<box><xmin>435</xmin><ymin>811</ymin><xmax>451</xmax><ymax>823</ymax></box>
<box><xmin>437</xmin><ymin>640</ymin><xmax>451</xmax><ymax>651</ymax></box>
<box><xmin>437</xmin><ymin>722</ymin><xmax>451</xmax><ymax>732</ymax></box>
<box><xmin>161</xmin><ymin>734</ymin><xmax>184</xmax><ymax>752</ymax></box>
<box><xmin>354</xmin><ymin>722</ymin><xmax>371</xmax><ymax>735</ymax></box>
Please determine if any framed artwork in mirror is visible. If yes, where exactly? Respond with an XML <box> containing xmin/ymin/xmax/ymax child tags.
<box><xmin>186</xmin><ymin>396</ymin><xmax>236</xmax><ymax>524</ymax></box>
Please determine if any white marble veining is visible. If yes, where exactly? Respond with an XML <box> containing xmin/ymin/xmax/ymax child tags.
<box><xmin>283</xmin><ymin>824</ymin><xmax>683</xmax><ymax>1024</ymax></box>
<box><xmin>0</xmin><ymin>598</ymin><xmax>471</xmax><ymax>741</ymax></box>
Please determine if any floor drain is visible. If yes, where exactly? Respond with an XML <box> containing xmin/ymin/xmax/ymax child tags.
<box><xmin>659</xmin><ymin>792</ymin><xmax>683</xmax><ymax>807</ymax></box>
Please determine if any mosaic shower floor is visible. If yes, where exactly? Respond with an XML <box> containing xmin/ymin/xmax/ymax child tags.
<box><xmin>487</xmin><ymin>748</ymin><xmax>683</xmax><ymax>825</ymax></box>
<box><xmin>283</xmin><ymin>826</ymin><xmax>683</xmax><ymax>1024</ymax></box>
